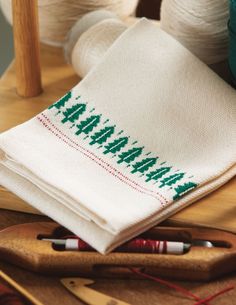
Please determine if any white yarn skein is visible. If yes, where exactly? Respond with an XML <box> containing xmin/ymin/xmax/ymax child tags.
<box><xmin>65</xmin><ymin>10</ymin><xmax>127</xmax><ymax>78</ymax></box>
<box><xmin>160</xmin><ymin>0</ymin><xmax>229</xmax><ymax>65</ymax></box>
<box><xmin>64</xmin><ymin>10</ymin><xmax>118</xmax><ymax>64</ymax></box>
<box><xmin>0</xmin><ymin>0</ymin><xmax>138</xmax><ymax>47</ymax></box>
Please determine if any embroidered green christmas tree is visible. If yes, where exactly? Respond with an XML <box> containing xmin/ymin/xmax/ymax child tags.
<box><xmin>48</xmin><ymin>91</ymin><xmax>72</xmax><ymax>110</ymax></box>
<box><xmin>173</xmin><ymin>182</ymin><xmax>197</xmax><ymax>200</ymax></box>
<box><xmin>159</xmin><ymin>173</ymin><xmax>184</xmax><ymax>188</ymax></box>
<box><xmin>146</xmin><ymin>167</ymin><xmax>171</xmax><ymax>182</ymax></box>
<box><xmin>131</xmin><ymin>157</ymin><xmax>157</xmax><ymax>174</ymax></box>
<box><xmin>103</xmin><ymin>137</ymin><xmax>128</xmax><ymax>154</ymax></box>
<box><xmin>61</xmin><ymin>103</ymin><xmax>86</xmax><ymax>124</ymax></box>
<box><xmin>75</xmin><ymin>115</ymin><xmax>101</xmax><ymax>136</ymax></box>
<box><xmin>90</xmin><ymin>126</ymin><xmax>115</xmax><ymax>145</ymax></box>
<box><xmin>117</xmin><ymin>147</ymin><xmax>144</xmax><ymax>164</ymax></box>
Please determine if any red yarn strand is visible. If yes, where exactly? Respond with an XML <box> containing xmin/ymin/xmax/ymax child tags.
<box><xmin>130</xmin><ymin>268</ymin><xmax>234</xmax><ymax>305</ymax></box>
<box><xmin>130</xmin><ymin>268</ymin><xmax>209</xmax><ymax>304</ymax></box>
<box><xmin>193</xmin><ymin>285</ymin><xmax>235</xmax><ymax>305</ymax></box>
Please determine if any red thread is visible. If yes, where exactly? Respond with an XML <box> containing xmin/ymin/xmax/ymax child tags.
<box><xmin>38</xmin><ymin>114</ymin><xmax>168</xmax><ymax>204</ymax></box>
<box><xmin>163</xmin><ymin>240</ymin><xmax>167</xmax><ymax>254</ymax></box>
<box><xmin>130</xmin><ymin>268</ymin><xmax>206</xmax><ymax>303</ymax></box>
<box><xmin>116</xmin><ymin>239</ymin><xmax>174</xmax><ymax>254</ymax></box>
<box><xmin>62</xmin><ymin>235</ymin><xmax>180</xmax><ymax>254</ymax></box>
<box><xmin>193</xmin><ymin>285</ymin><xmax>235</xmax><ymax>305</ymax></box>
<box><xmin>41</xmin><ymin>113</ymin><xmax>168</xmax><ymax>204</ymax></box>
<box><xmin>130</xmin><ymin>268</ymin><xmax>234</xmax><ymax>305</ymax></box>
<box><xmin>156</xmin><ymin>240</ymin><xmax>160</xmax><ymax>253</ymax></box>
<box><xmin>38</xmin><ymin>117</ymin><xmax>160</xmax><ymax>200</ymax></box>
<box><xmin>77</xmin><ymin>239</ymin><xmax>93</xmax><ymax>251</ymax></box>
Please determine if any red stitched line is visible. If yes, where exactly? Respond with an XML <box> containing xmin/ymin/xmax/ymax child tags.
<box><xmin>41</xmin><ymin>113</ymin><xmax>168</xmax><ymax>204</ymax></box>
<box><xmin>42</xmin><ymin>114</ymin><xmax>167</xmax><ymax>203</ymax></box>
<box><xmin>37</xmin><ymin>116</ymin><xmax>164</xmax><ymax>202</ymax></box>
<box><xmin>39</xmin><ymin>117</ymin><xmax>161</xmax><ymax>201</ymax></box>
<box><xmin>41</xmin><ymin>114</ymin><xmax>168</xmax><ymax>204</ymax></box>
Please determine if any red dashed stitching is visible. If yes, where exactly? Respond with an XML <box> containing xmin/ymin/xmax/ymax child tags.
<box><xmin>38</xmin><ymin>114</ymin><xmax>168</xmax><ymax>205</ymax></box>
<box><xmin>40</xmin><ymin>113</ymin><xmax>168</xmax><ymax>204</ymax></box>
<box><xmin>43</xmin><ymin>114</ymin><xmax>168</xmax><ymax>204</ymax></box>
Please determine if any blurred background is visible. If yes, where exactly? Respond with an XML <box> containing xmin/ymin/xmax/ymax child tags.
<box><xmin>0</xmin><ymin>9</ymin><xmax>14</xmax><ymax>75</ymax></box>
<box><xmin>0</xmin><ymin>0</ymin><xmax>162</xmax><ymax>76</ymax></box>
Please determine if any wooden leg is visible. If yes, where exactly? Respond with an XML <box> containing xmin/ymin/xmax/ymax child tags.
<box><xmin>12</xmin><ymin>0</ymin><xmax>42</xmax><ymax>97</ymax></box>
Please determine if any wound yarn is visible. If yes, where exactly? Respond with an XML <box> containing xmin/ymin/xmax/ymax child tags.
<box><xmin>64</xmin><ymin>10</ymin><xmax>118</xmax><ymax>63</ymax></box>
<box><xmin>64</xmin><ymin>10</ymin><xmax>127</xmax><ymax>78</ymax></box>
<box><xmin>160</xmin><ymin>0</ymin><xmax>229</xmax><ymax>65</ymax></box>
<box><xmin>61</xmin><ymin>235</ymin><xmax>187</xmax><ymax>254</ymax></box>
<box><xmin>0</xmin><ymin>0</ymin><xmax>138</xmax><ymax>47</ymax></box>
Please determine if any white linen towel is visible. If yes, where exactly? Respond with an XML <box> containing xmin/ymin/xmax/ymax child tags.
<box><xmin>0</xmin><ymin>19</ymin><xmax>235</xmax><ymax>253</ymax></box>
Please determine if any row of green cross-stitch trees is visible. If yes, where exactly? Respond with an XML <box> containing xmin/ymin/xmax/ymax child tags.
<box><xmin>49</xmin><ymin>92</ymin><xmax>197</xmax><ymax>200</ymax></box>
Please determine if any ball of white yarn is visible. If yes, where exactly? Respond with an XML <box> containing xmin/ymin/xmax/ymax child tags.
<box><xmin>160</xmin><ymin>0</ymin><xmax>229</xmax><ymax>64</ymax></box>
<box><xmin>0</xmin><ymin>0</ymin><xmax>138</xmax><ymax>47</ymax></box>
<box><xmin>70</xmin><ymin>16</ymin><xmax>127</xmax><ymax>78</ymax></box>
<box><xmin>64</xmin><ymin>10</ymin><xmax>119</xmax><ymax>64</ymax></box>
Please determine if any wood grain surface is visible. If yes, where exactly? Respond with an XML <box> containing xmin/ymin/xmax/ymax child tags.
<box><xmin>0</xmin><ymin>270</ymin><xmax>45</xmax><ymax>305</ymax></box>
<box><xmin>1</xmin><ymin>222</ymin><xmax>236</xmax><ymax>282</ymax></box>
<box><xmin>0</xmin><ymin>186</ymin><xmax>41</xmax><ymax>214</ymax></box>
<box><xmin>165</xmin><ymin>177</ymin><xmax>236</xmax><ymax>233</ymax></box>
<box><xmin>0</xmin><ymin>210</ymin><xmax>235</xmax><ymax>305</ymax></box>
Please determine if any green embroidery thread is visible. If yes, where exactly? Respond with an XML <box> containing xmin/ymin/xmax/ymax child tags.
<box><xmin>131</xmin><ymin>157</ymin><xmax>157</xmax><ymax>174</ymax></box>
<box><xmin>159</xmin><ymin>173</ymin><xmax>184</xmax><ymax>188</ymax></box>
<box><xmin>90</xmin><ymin>126</ymin><xmax>115</xmax><ymax>145</ymax></box>
<box><xmin>75</xmin><ymin>115</ymin><xmax>101</xmax><ymax>135</ymax></box>
<box><xmin>48</xmin><ymin>91</ymin><xmax>72</xmax><ymax>111</ymax></box>
<box><xmin>61</xmin><ymin>103</ymin><xmax>86</xmax><ymax>124</ymax></box>
<box><xmin>117</xmin><ymin>146</ymin><xmax>144</xmax><ymax>164</ymax></box>
<box><xmin>173</xmin><ymin>182</ymin><xmax>197</xmax><ymax>200</ymax></box>
<box><xmin>104</xmin><ymin>137</ymin><xmax>129</xmax><ymax>154</ymax></box>
<box><xmin>146</xmin><ymin>167</ymin><xmax>171</xmax><ymax>182</ymax></box>
<box><xmin>49</xmin><ymin>93</ymin><xmax>197</xmax><ymax>197</ymax></box>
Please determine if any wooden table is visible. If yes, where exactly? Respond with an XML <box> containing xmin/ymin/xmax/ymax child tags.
<box><xmin>0</xmin><ymin>209</ymin><xmax>236</xmax><ymax>305</ymax></box>
<box><xmin>0</xmin><ymin>35</ymin><xmax>235</xmax><ymax>304</ymax></box>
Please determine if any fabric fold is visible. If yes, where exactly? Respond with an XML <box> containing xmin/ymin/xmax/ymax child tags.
<box><xmin>0</xmin><ymin>19</ymin><xmax>235</xmax><ymax>253</ymax></box>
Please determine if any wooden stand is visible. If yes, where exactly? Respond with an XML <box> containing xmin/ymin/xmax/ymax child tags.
<box><xmin>12</xmin><ymin>0</ymin><xmax>42</xmax><ymax>97</ymax></box>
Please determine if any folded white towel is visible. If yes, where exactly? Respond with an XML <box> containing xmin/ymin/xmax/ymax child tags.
<box><xmin>0</xmin><ymin>19</ymin><xmax>235</xmax><ymax>253</ymax></box>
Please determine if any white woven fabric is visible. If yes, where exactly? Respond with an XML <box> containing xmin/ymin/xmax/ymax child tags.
<box><xmin>0</xmin><ymin>19</ymin><xmax>235</xmax><ymax>253</ymax></box>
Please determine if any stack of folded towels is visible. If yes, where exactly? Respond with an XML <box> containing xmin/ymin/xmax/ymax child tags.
<box><xmin>0</xmin><ymin>19</ymin><xmax>235</xmax><ymax>253</ymax></box>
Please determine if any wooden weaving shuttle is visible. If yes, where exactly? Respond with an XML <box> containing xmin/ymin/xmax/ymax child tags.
<box><xmin>0</xmin><ymin>222</ymin><xmax>236</xmax><ymax>281</ymax></box>
<box><xmin>61</xmin><ymin>277</ymin><xmax>132</xmax><ymax>305</ymax></box>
